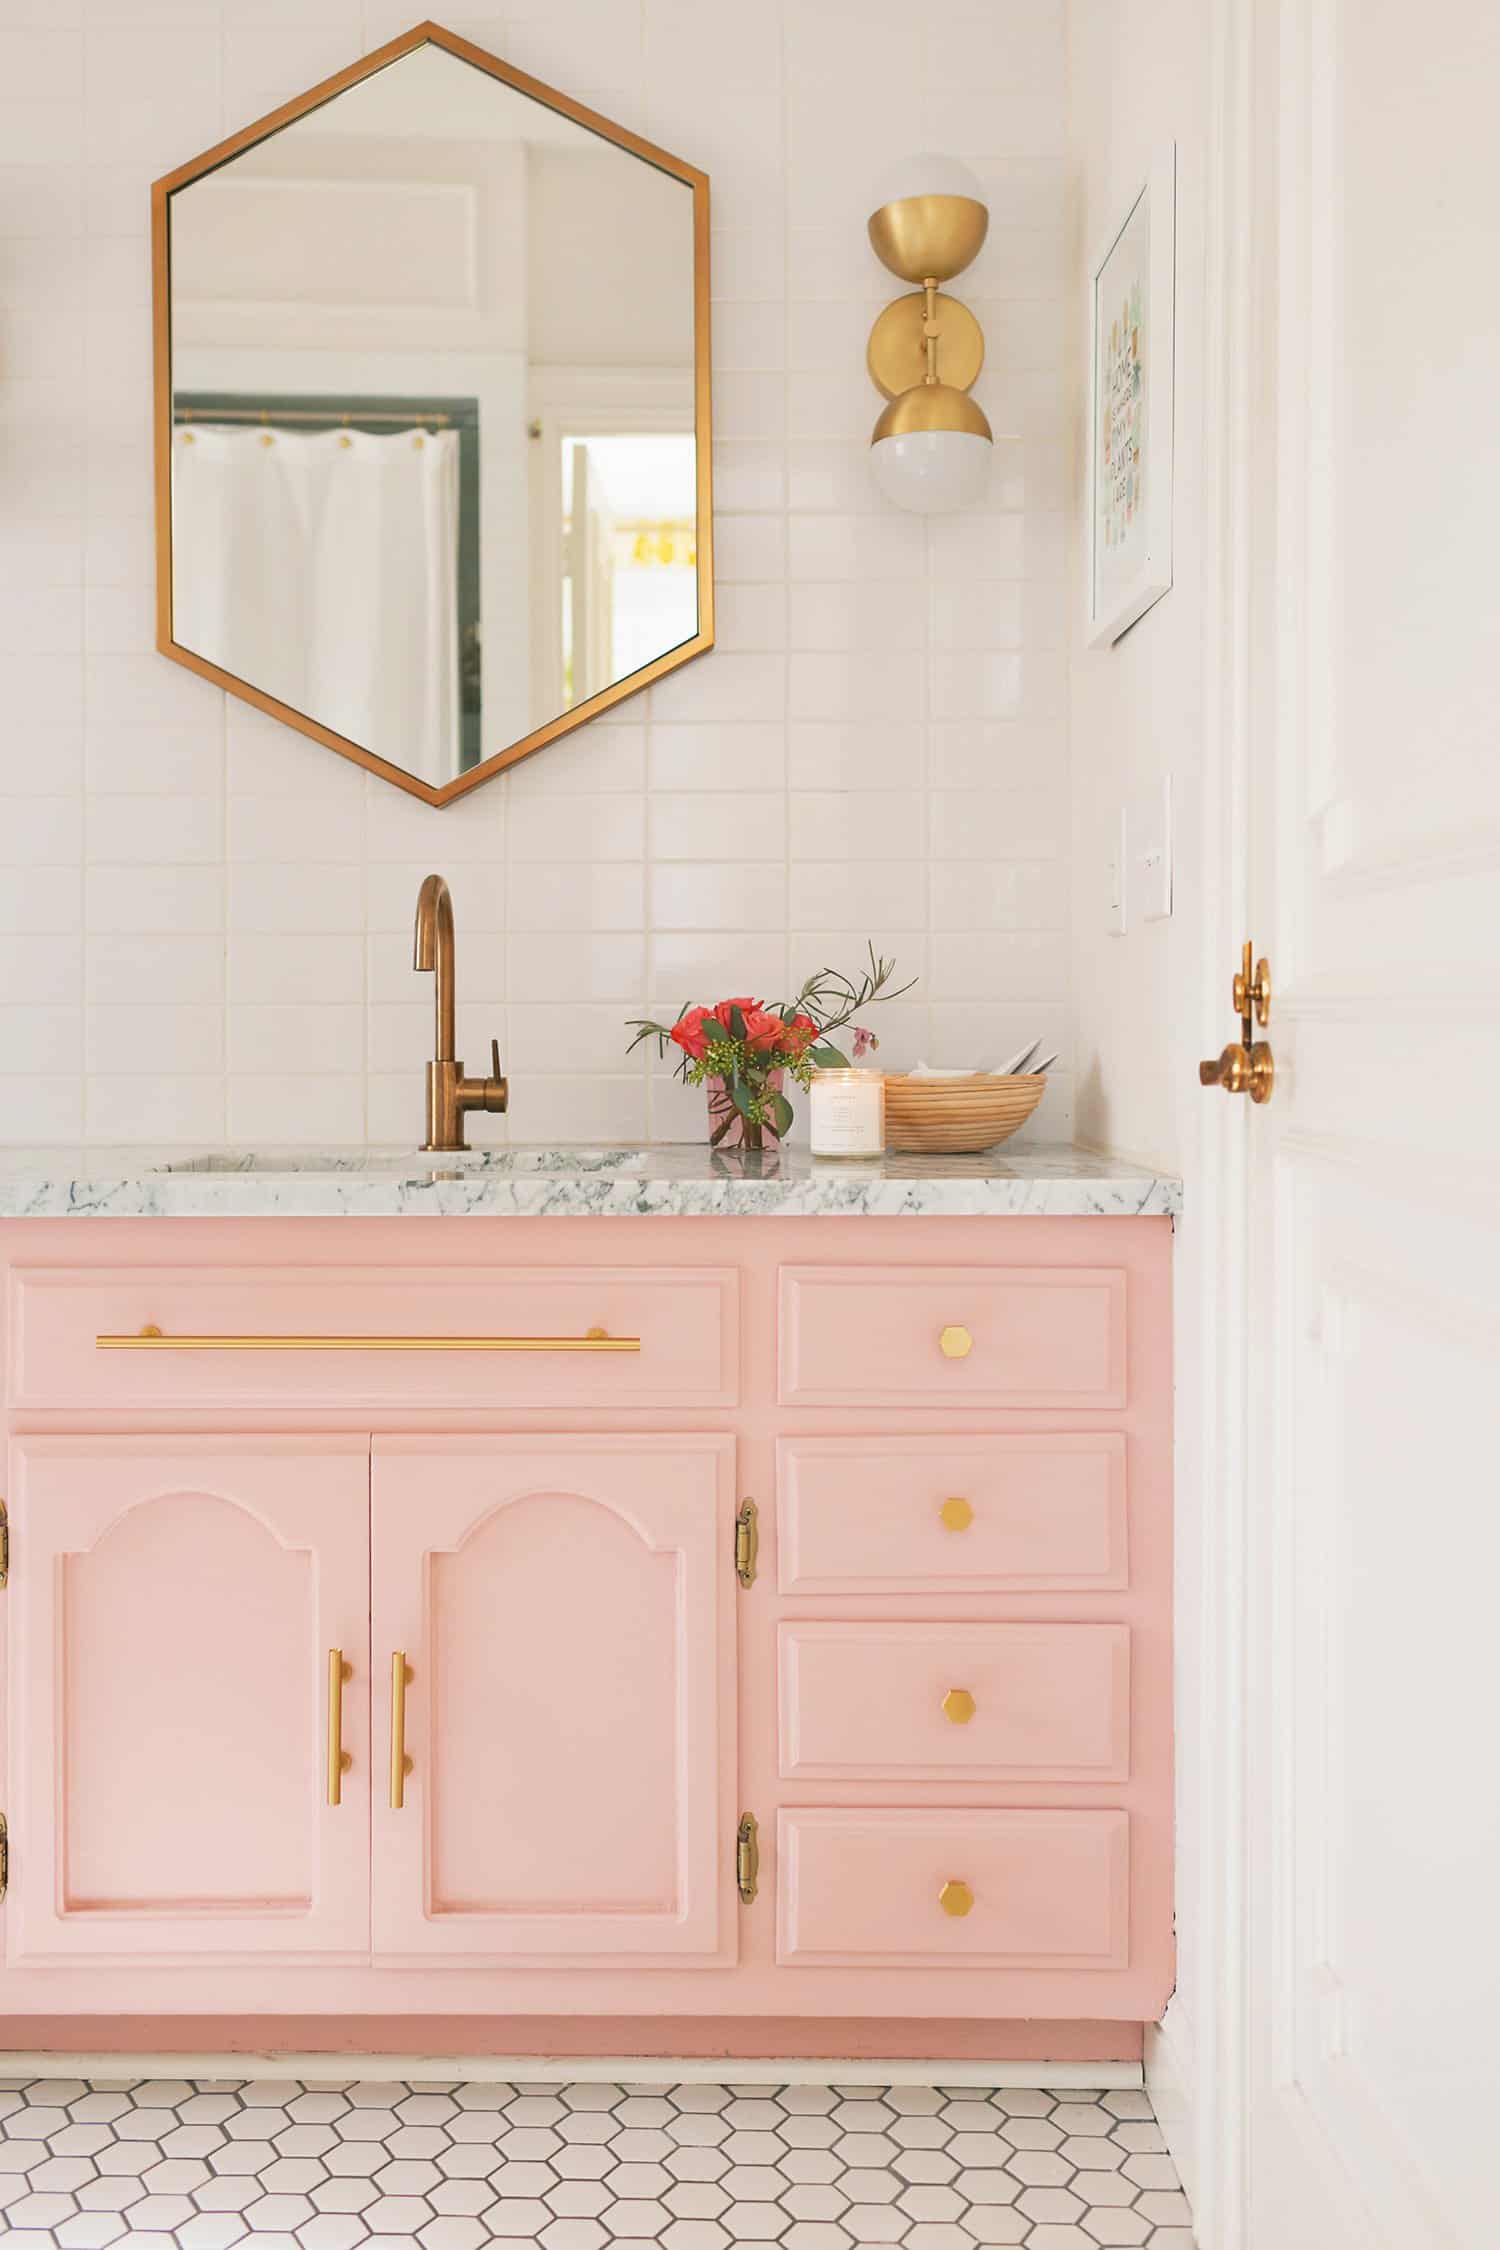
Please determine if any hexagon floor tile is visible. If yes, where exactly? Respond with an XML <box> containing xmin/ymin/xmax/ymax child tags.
<box><xmin>0</xmin><ymin>2078</ymin><xmax>1195</xmax><ymax>2248</ymax></box>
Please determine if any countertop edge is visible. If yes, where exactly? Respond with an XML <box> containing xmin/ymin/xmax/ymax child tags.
<box><xmin>0</xmin><ymin>1181</ymin><xmax>1183</xmax><ymax>1220</ymax></box>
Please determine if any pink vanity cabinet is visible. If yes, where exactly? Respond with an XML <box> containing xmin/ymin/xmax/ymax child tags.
<box><xmin>0</xmin><ymin>1212</ymin><xmax>1172</xmax><ymax>2053</ymax></box>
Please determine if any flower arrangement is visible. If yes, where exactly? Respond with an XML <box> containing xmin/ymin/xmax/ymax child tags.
<box><xmin>628</xmin><ymin>946</ymin><xmax>914</xmax><ymax>1151</ymax></box>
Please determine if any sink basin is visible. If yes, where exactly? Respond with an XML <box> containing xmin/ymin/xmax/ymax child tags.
<box><xmin>150</xmin><ymin>1146</ymin><xmax>655</xmax><ymax>1177</ymax></box>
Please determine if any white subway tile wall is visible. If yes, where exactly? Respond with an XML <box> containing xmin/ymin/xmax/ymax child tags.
<box><xmin>0</xmin><ymin>0</ymin><xmax>1071</xmax><ymax>1148</ymax></box>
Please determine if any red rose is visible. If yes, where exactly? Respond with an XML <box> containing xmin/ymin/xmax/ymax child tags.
<box><xmin>742</xmin><ymin>1007</ymin><xmax>786</xmax><ymax>1052</ymax></box>
<box><xmin>713</xmin><ymin>995</ymin><xmax>761</xmax><ymax>1031</ymax></box>
<box><xmin>786</xmin><ymin>1013</ymin><xmax>818</xmax><ymax>1051</ymax></box>
<box><xmin>670</xmin><ymin>1005</ymin><xmax>713</xmax><ymax>1061</ymax></box>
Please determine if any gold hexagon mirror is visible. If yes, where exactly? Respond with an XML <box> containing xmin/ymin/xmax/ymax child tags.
<box><xmin>152</xmin><ymin>20</ymin><xmax>713</xmax><ymax>805</ymax></box>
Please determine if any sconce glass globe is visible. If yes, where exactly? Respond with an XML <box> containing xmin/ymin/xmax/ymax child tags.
<box><xmin>868</xmin><ymin>154</ymin><xmax>990</xmax><ymax>284</ymax></box>
<box><xmin>869</xmin><ymin>381</ymin><xmax>992</xmax><ymax>514</ymax></box>
<box><xmin>870</xmin><ymin>152</ymin><xmax>988</xmax><ymax>210</ymax></box>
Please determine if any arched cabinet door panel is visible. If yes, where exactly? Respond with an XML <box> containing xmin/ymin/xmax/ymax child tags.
<box><xmin>371</xmin><ymin>1435</ymin><xmax>736</xmax><ymax>1967</ymax></box>
<box><xmin>4</xmin><ymin>1436</ymin><xmax>371</xmax><ymax>1966</ymax></box>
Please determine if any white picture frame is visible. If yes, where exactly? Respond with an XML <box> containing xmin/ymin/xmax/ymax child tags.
<box><xmin>1087</xmin><ymin>143</ymin><xmax>1176</xmax><ymax>646</ymax></box>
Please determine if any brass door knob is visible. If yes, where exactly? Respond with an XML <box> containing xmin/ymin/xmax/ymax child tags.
<box><xmin>942</xmin><ymin>1687</ymin><xmax>977</xmax><ymax>1725</ymax></box>
<box><xmin>938</xmin><ymin>1496</ymin><xmax>973</xmax><ymax>1532</ymax></box>
<box><xmin>938</xmin><ymin>1878</ymin><xmax>974</xmax><ymax>1917</ymax></box>
<box><xmin>1199</xmin><ymin>1041</ymin><xmax>1275</xmax><ymax>1104</ymax></box>
<box><xmin>939</xmin><ymin>1324</ymin><xmax>973</xmax><ymax>1359</ymax></box>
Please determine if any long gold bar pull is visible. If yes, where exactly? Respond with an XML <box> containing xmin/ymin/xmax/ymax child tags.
<box><xmin>390</xmin><ymin>1651</ymin><xmax>414</xmax><ymax>1809</ymax></box>
<box><xmin>98</xmin><ymin>1327</ymin><xmax>640</xmax><ymax>1353</ymax></box>
<box><xmin>326</xmin><ymin>1648</ymin><xmax>353</xmax><ymax>1806</ymax></box>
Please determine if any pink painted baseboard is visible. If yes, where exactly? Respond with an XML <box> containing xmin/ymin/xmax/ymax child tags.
<box><xmin>2</xmin><ymin>2016</ymin><xmax>1145</xmax><ymax>2064</ymax></box>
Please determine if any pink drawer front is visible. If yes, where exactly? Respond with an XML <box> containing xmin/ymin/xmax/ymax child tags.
<box><xmin>777</xmin><ymin>1435</ymin><xmax>1128</xmax><ymax>1593</ymax></box>
<box><xmin>7</xmin><ymin>1265</ymin><xmax>738</xmax><ymax>1411</ymax></box>
<box><xmin>777</xmin><ymin>1808</ymin><xmax>1130</xmax><ymax>1968</ymax></box>
<box><xmin>778</xmin><ymin>1265</ymin><xmax>1128</xmax><ymax>1409</ymax></box>
<box><xmin>779</xmin><ymin>1622</ymin><xmax>1131</xmax><ymax>1783</ymax></box>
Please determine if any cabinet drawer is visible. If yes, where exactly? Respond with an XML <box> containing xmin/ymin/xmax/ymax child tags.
<box><xmin>779</xmin><ymin>1622</ymin><xmax>1130</xmax><ymax>1782</ymax></box>
<box><xmin>778</xmin><ymin>1808</ymin><xmax>1129</xmax><ymax>1968</ymax></box>
<box><xmin>778</xmin><ymin>1265</ymin><xmax>1127</xmax><ymax>1409</ymax></box>
<box><xmin>777</xmin><ymin>1435</ymin><xmax>1127</xmax><ymax>1593</ymax></box>
<box><xmin>8</xmin><ymin>1265</ymin><xmax>738</xmax><ymax>1411</ymax></box>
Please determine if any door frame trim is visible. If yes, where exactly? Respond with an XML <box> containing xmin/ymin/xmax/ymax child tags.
<box><xmin>1142</xmin><ymin>0</ymin><xmax>1257</xmax><ymax>2242</ymax></box>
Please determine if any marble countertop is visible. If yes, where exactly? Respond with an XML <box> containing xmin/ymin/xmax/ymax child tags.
<box><xmin>0</xmin><ymin>1143</ymin><xmax>1181</xmax><ymax>1220</ymax></box>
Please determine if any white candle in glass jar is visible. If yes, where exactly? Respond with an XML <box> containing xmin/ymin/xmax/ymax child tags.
<box><xmin>809</xmin><ymin>1068</ymin><xmax>885</xmax><ymax>1157</ymax></box>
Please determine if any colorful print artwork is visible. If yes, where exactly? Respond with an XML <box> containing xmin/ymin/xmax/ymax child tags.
<box><xmin>1090</xmin><ymin>150</ymin><xmax>1173</xmax><ymax>645</ymax></box>
<box><xmin>1102</xmin><ymin>276</ymin><xmax>1145</xmax><ymax>550</ymax></box>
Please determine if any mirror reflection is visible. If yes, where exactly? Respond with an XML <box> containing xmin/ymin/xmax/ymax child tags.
<box><xmin>164</xmin><ymin>36</ymin><xmax>706</xmax><ymax>795</ymax></box>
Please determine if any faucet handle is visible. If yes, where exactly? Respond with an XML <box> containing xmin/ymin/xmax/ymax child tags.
<box><xmin>481</xmin><ymin>1038</ymin><xmax>509</xmax><ymax>1116</ymax></box>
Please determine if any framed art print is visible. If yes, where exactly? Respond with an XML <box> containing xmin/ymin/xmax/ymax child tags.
<box><xmin>1088</xmin><ymin>144</ymin><xmax>1176</xmax><ymax>646</ymax></box>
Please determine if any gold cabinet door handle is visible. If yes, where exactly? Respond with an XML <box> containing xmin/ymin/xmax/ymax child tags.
<box><xmin>326</xmin><ymin>1648</ymin><xmax>353</xmax><ymax>1805</ymax></box>
<box><xmin>390</xmin><ymin>1651</ymin><xmax>414</xmax><ymax>1808</ymax></box>
<box><xmin>941</xmin><ymin>1687</ymin><xmax>977</xmax><ymax>1725</ymax></box>
<box><xmin>939</xmin><ymin>1324</ymin><xmax>973</xmax><ymax>1359</ymax></box>
<box><xmin>938</xmin><ymin>1496</ymin><xmax>973</xmax><ymax>1532</ymax></box>
<box><xmin>99</xmin><ymin>1325</ymin><xmax>639</xmax><ymax>1353</ymax></box>
<box><xmin>939</xmin><ymin>1878</ymin><xmax>974</xmax><ymax>1917</ymax></box>
<box><xmin>736</xmin><ymin>1813</ymin><xmax>760</xmax><ymax>1904</ymax></box>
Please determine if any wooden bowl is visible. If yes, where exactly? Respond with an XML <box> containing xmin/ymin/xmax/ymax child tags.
<box><xmin>882</xmin><ymin>1072</ymin><xmax>1046</xmax><ymax>1152</ymax></box>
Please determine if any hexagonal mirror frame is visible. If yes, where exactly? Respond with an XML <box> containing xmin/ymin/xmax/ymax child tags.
<box><xmin>150</xmin><ymin>18</ymin><xmax>714</xmax><ymax>806</ymax></box>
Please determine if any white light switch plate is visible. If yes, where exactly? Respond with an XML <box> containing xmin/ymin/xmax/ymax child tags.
<box><xmin>1107</xmin><ymin>808</ymin><xmax>1127</xmax><ymax>934</ymax></box>
<box><xmin>1127</xmin><ymin>776</ymin><xmax>1173</xmax><ymax>921</ymax></box>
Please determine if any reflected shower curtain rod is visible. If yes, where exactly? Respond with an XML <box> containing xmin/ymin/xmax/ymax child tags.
<box><xmin>172</xmin><ymin>405</ymin><xmax>452</xmax><ymax>427</ymax></box>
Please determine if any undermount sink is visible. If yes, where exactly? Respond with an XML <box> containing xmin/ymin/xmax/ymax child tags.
<box><xmin>149</xmin><ymin>1146</ymin><xmax>654</xmax><ymax>1176</ymax></box>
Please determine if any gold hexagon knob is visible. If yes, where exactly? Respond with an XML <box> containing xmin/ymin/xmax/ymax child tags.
<box><xmin>942</xmin><ymin>1687</ymin><xmax>977</xmax><ymax>1725</ymax></box>
<box><xmin>939</xmin><ymin>1324</ymin><xmax>973</xmax><ymax>1359</ymax></box>
<box><xmin>938</xmin><ymin>1878</ymin><xmax>975</xmax><ymax>1917</ymax></box>
<box><xmin>938</xmin><ymin>1495</ymin><xmax>974</xmax><ymax>1532</ymax></box>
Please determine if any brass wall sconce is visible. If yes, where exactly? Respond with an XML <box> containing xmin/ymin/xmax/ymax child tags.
<box><xmin>866</xmin><ymin>155</ymin><xmax>993</xmax><ymax>512</ymax></box>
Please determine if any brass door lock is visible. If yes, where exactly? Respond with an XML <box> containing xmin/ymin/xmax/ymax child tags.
<box><xmin>1233</xmin><ymin>952</ymin><xmax>1272</xmax><ymax>1027</ymax></box>
<box><xmin>1200</xmin><ymin>942</ymin><xmax>1275</xmax><ymax>1104</ymax></box>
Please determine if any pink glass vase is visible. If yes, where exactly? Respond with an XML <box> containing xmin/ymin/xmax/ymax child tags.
<box><xmin>706</xmin><ymin>1069</ymin><xmax>785</xmax><ymax>1153</ymax></box>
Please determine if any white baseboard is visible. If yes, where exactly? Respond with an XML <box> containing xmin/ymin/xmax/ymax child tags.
<box><xmin>0</xmin><ymin>2049</ymin><xmax>1144</xmax><ymax>2090</ymax></box>
<box><xmin>1145</xmin><ymin>2002</ymin><xmax>1200</xmax><ymax>2221</ymax></box>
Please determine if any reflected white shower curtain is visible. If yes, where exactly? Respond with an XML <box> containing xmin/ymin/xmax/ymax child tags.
<box><xmin>172</xmin><ymin>425</ymin><xmax>461</xmax><ymax>785</ymax></box>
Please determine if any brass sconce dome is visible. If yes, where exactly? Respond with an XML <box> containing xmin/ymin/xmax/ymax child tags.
<box><xmin>872</xmin><ymin>383</ymin><xmax>992</xmax><ymax>445</ymax></box>
<box><xmin>866</xmin><ymin>154</ymin><xmax>994</xmax><ymax>514</ymax></box>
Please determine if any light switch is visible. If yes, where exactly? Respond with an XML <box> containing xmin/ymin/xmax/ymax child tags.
<box><xmin>1106</xmin><ymin>808</ymin><xmax>1127</xmax><ymax>934</ymax></box>
<box><xmin>1127</xmin><ymin>777</ymin><xmax>1173</xmax><ymax>922</ymax></box>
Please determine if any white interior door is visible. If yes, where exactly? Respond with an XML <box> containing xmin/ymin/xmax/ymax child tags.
<box><xmin>1240</xmin><ymin>2</ymin><xmax>1500</xmax><ymax>2245</ymax></box>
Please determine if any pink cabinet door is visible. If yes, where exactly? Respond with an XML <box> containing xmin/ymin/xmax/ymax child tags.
<box><xmin>370</xmin><ymin>1435</ymin><xmax>736</xmax><ymax>1966</ymax></box>
<box><xmin>5</xmin><ymin>1436</ymin><xmax>371</xmax><ymax>1966</ymax></box>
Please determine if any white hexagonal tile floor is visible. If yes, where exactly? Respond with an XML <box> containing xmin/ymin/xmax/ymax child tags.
<box><xmin>0</xmin><ymin>2077</ymin><xmax>1195</xmax><ymax>2249</ymax></box>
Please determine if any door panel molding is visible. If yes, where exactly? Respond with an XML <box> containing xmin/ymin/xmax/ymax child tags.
<box><xmin>369</xmin><ymin>1434</ymin><xmax>737</xmax><ymax>1968</ymax></box>
<box><xmin>4</xmin><ymin>1435</ymin><xmax>372</xmax><ymax>1969</ymax></box>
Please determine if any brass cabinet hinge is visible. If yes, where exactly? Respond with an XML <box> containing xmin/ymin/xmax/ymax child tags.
<box><xmin>0</xmin><ymin>1812</ymin><xmax>8</xmax><ymax>1903</ymax></box>
<box><xmin>733</xmin><ymin>1497</ymin><xmax>759</xmax><ymax>1589</ymax></box>
<box><xmin>0</xmin><ymin>1498</ymin><xmax>8</xmax><ymax>1588</ymax></box>
<box><xmin>736</xmin><ymin>1812</ymin><xmax>759</xmax><ymax>1904</ymax></box>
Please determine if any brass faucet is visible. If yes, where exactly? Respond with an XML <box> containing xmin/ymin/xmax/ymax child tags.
<box><xmin>412</xmin><ymin>873</ymin><xmax>507</xmax><ymax>1150</ymax></box>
